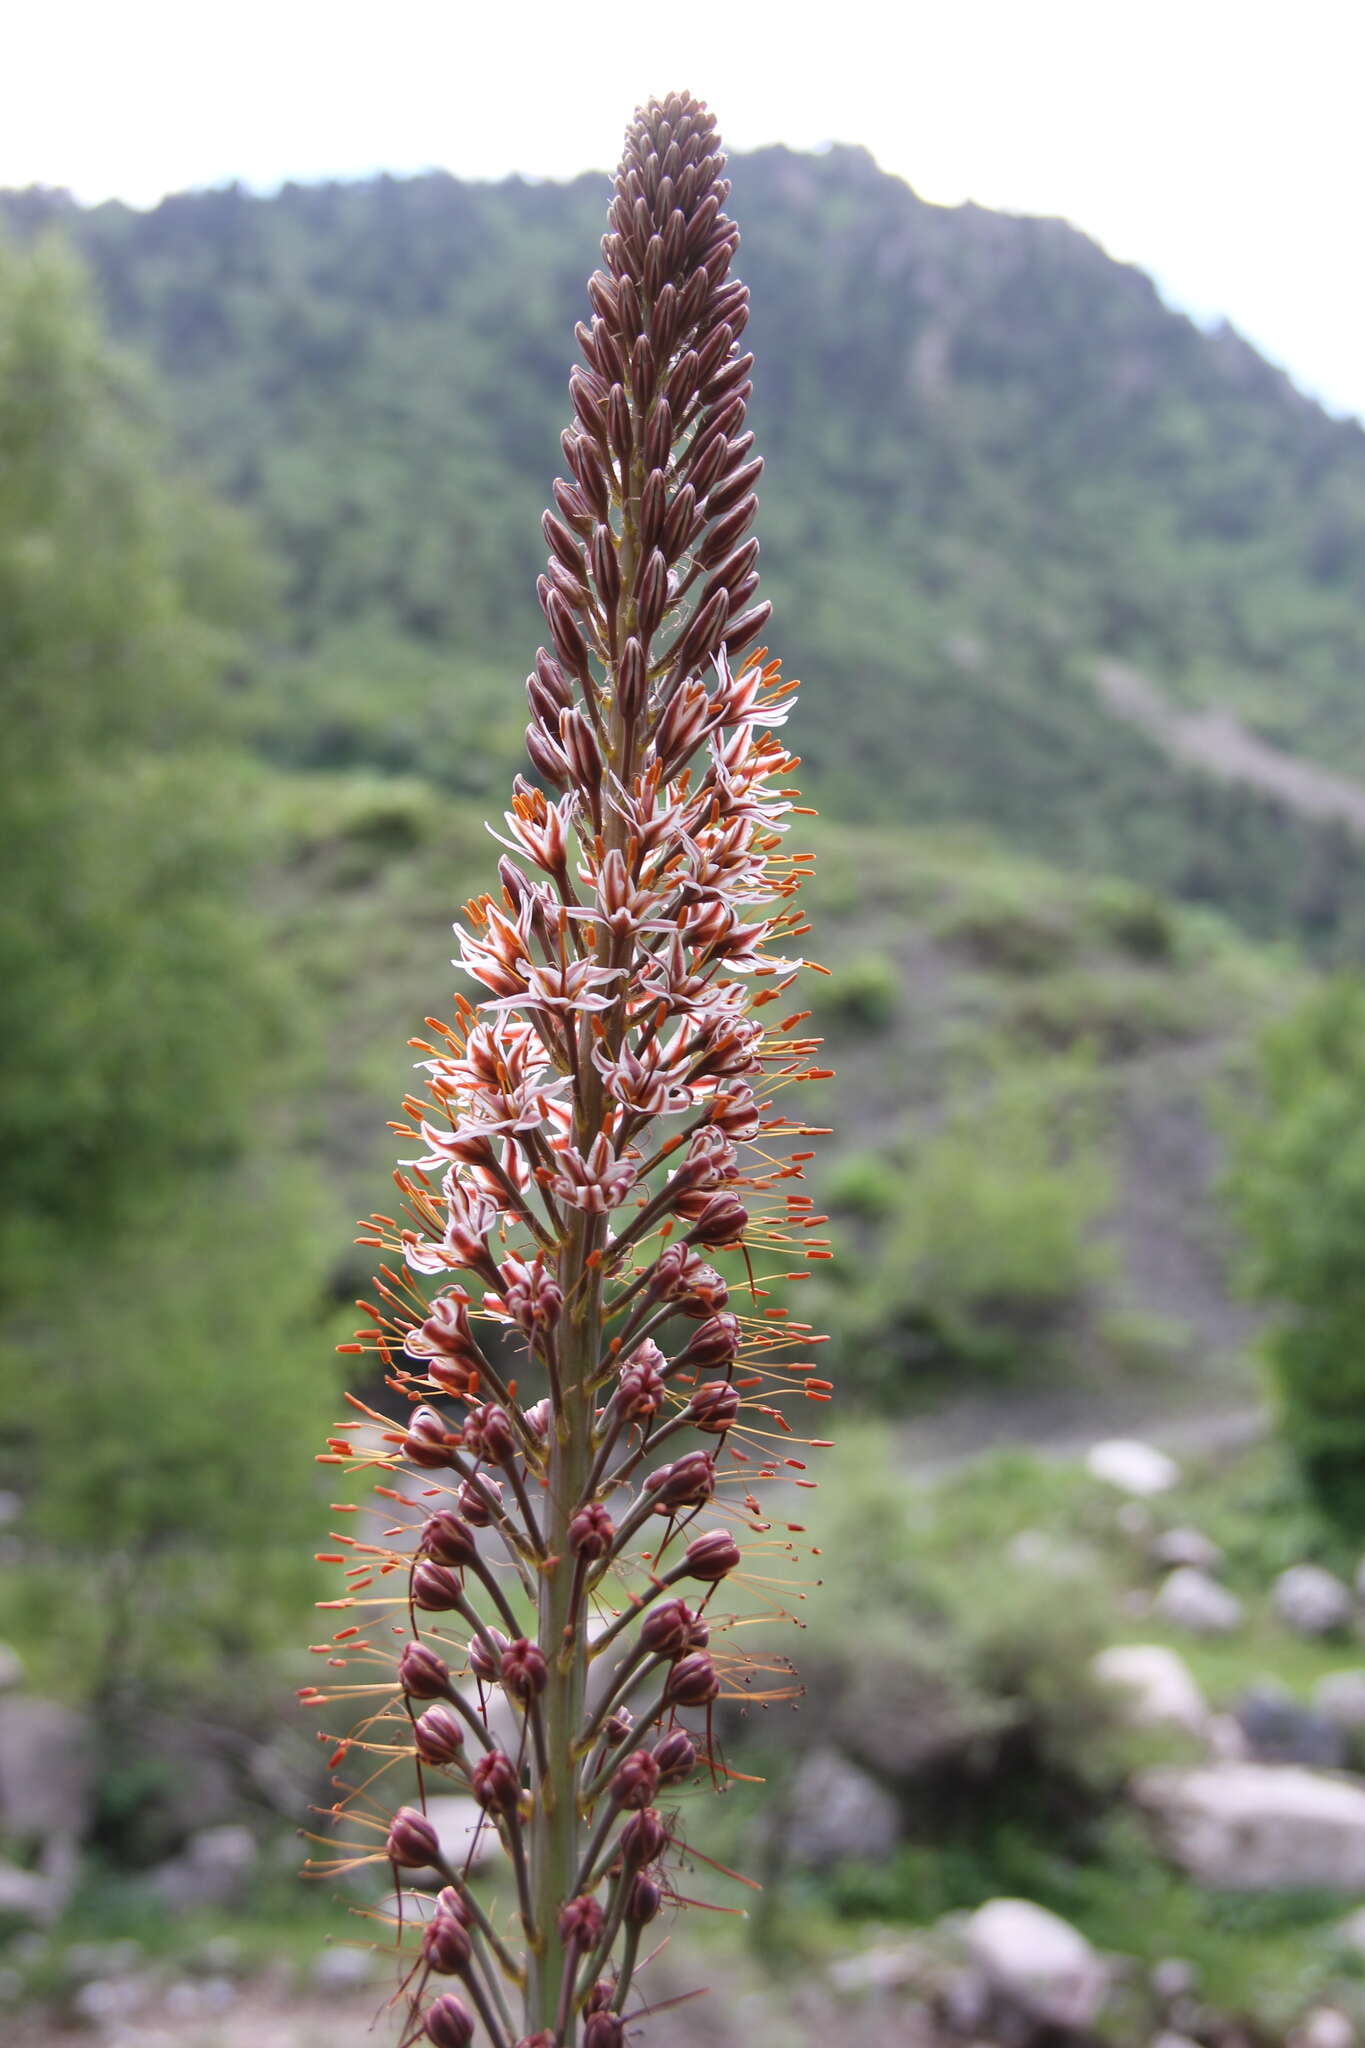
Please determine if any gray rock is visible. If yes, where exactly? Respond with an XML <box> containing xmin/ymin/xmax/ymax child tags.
<box><xmin>1235</xmin><ymin>1683</ymin><xmax>1346</xmax><ymax>1767</ymax></box>
<box><xmin>0</xmin><ymin>1493</ymin><xmax>19</xmax><ymax>1528</ymax></box>
<box><xmin>1092</xmin><ymin>1644</ymin><xmax>1208</xmax><ymax>1738</ymax></box>
<box><xmin>1151</xmin><ymin>2034</ymin><xmax>1203</xmax><ymax>2048</ymax></box>
<box><xmin>0</xmin><ymin>1697</ymin><xmax>93</xmax><ymax>1841</ymax></box>
<box><xmin>786</xmin><ymin>1747</ymin><xmax>901</xmax><ymax>1866</ymax></box>
<box><xmin>164</xmin><ymin>1975</ymin><xmax>238</xmax><ymax>2019</ymax></box>
<box><xmin>414</xmin><ymin>1797</ymin><xmax>498</xmax><ymax>1882</ymax></box>
<box><xmin>150</xmin><ymin>1824</ymin><xmax>258</xmax><ymax>1910</ymax></box>
<box><xmin>0</xmin><ymin>1646</ymin><xmax>24</xmax><ymax>1695</ymax></box>
<box><xmin>313</xmin><ymin>1944</ymin><xmax>377</xmax><ymax>1993</ymax></box>
<box><xmin>1315</xmin><ymin>1670</ymin><xmax>1365</xmax><ymax>1731</ymax></box>
<box><xmin>1150</xmin><ymin>1957</ymin><xmax>1199</xmax><ymax>2002</ymax></box>
<box><xmin>1291</xmin><ymin>2012</ymin><xmax>1356</xmax><ymax>2048</ymax></box>
<box><xmin>965</xmin><ymin>1897</ymin><xmax>1109</xmax><ymax>2028</ymax></box>
<box><xmin>1136</xmin><ymin>1763</ymin><xmax>1365</xmax><ymax>1889</ymax></box>
<box><xmin>1086</xmin><ymin>1439</ymin><xmax>1180</xmax><ymax>1497</ymax></box>
<box><xmin>70</xmin><ymin>1974</ymin><xmax>155</xmax><ymax>2025</ymax></box>
<box><xmin>1273</xmin><ymin>1564</ymin><xmax>1353</xmax><ymax>1638</ymax></box>
<box><xmin>0</xmin><ymin>1856</ymin><xmax>56</xmax><ymax>1924</ymax></box>
<box><xmin>1151</xmin><ymin>1526</ymin><xmax>1223</xmax><ymax>1573</ymax></box>
<box><xmin>63</xmin><ymin>1940</ymin><xmax>145</xmax><ymax>1983</ymax></box>
<box><xmin>1153</xmin><ymin>1567</ymin><xmax>1243</xmax><ymax>1636</ymax></box>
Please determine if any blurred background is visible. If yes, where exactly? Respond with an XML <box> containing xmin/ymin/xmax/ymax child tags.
<box><xmin>4</xmin><ymin>4</ymin><xmax>1365</xmax><ymax>2043</ymax></box>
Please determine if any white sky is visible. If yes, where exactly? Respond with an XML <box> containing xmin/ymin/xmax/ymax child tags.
<box><xmin>7</xmin><ymin>1</ymin><xmax>1364</xmax><ymax>422</ymax></box>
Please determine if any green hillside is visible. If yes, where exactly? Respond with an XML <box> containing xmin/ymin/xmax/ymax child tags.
<box><xmin>7</xmin><ymin>147</ymin><xmax>1365</xmax><ymax>951</ymax></box>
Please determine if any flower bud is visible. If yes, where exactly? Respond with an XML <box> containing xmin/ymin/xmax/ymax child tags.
<box><xmin>422</xmin><ymin>1909</ymin><xmax>472</xmax><ymax>1975</ymax></box>
<box><xmin>421</xmin><ymin>1510</ymin><xmax>478</xmax><ymax>1569</ymax></box>
<box><xmin>501</xmin><ymin>1636</ymin><xmax>548</xmax><ymax>1703</ymax></box>
<box><xmin>463</xmin><ymin>1403</ymin><xmax>517</xmax><ymax>1465</ymax></box>
<box><xmin>558</xmin><ymin>1893</ymin><xmax>605</xmax><ymax>1947</ymax></box>
<box><xmin>604</xmin><ymin>1708</ymin><xmax>634</xmax><ymax>1746</ymax></box>
<box><xmin>399</xmin><ymin>1641</ymin><xmax>452</xmax><ymax>1701</ymax></box>
<box><xmin>611</xmin><ymin>1748</ymin><xmax>660</xmax><ymax>1810</ymax></box>
<box><xmin>665</xmin><ymin>1650</ymin><xmax>720</xmax><ymax>1707</ymax></box>
<box><xmin>404</xmin><ymin>1404</ymin><xmax>458</xmax><ymax>1469</ymax></box>
<box><xmin>468</xmin><ymin>1627</ymin><xmax>509</xmax><ymax>1686</ymax></box>
<box><xmin>627</xmin><ymin>1872</ymin><xmax>663</xmax><ymax>1925</ymax></box>
<box><xmin>688</xmin><ymin>1381</ymin><xmax>740</xmax><ymax>1434</ymax></box>
<box><xmin>471</xmin><ymin>1749</ymin><xmax>520</xmax><ymax>1815</ymax></box>
<box><xmin>387</xmin><ymin>1806</ymin><xmax>441</xmax><ymax>1868</ymax></box>
<box><xmin>620</xmin><ymin>1805</ymin><xmax>670</xmax><ymax>1867</ymax></box>
<box><xmin>652</xmin><ymin>1728</ymin><xmax>697</xmax><ymax>1785</ymax></box>
<box><xmin>684</xmin><ymin>1529</ymin><xmax>742</xmax><ymax>1581</ymax></box>
<box><xmin>644</xmin><ymin>1449</ymin><xmax>715</xmax><ymax>1512</ymax></box>
<box><xmin>673</xmin><ymin>1312</ymin><xmax>741</xmax><ymax>1372</ymax></box>
<box><xmin>412</xmin><ymin>1559</ymin><xmax>465</xmax><ymax>1612</ymax></box>
<box><xmin>617</xmin><ymin>1357</ymin><xmax>665</xmax><ymax>1420</ymax></box>
<box><xmin>457</xmin><ymin>1476</ymin><xmax>502</xmax><ymax>1527</ymax></box>
<box><xmin>413</xmin><ymin>1704</ymin><xmax>465</xmax><ymax>1768</ymax></box>
<box><xmin>584</xmin><ymin>2016</ymin><xmax>625</xmax><ymax>2048</ymax></box>
<box><xmin>688</xmin><ymin>1192</ymin><xmax>748</xmax><ymax>1247</ymax></box>
<box><xmin>568</xmin><ymin>1502</ymin><xmax>616</xmax><ymax>1560</ymax></box>
<box><xmin>424</xmin><ymin>1994</ymin><xmax>475</xmax><ymax>2048</ymax></box>
<box><xmin>640</xmin><ymin>1599</ymin><xmax>706</xmax><ymax>1659</ymax></box>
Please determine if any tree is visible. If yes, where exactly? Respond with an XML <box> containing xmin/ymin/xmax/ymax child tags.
<box><xmin>1223</xmin><ymin>976</ymin><xmax>1365</xmax><ymax>1528</ymax></box>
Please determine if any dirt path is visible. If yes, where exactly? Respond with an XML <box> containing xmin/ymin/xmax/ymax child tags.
<box><xmin>1094</xmin><ymin>658</ymin><xmax>1365</xmax><ymax>836</ymax></box>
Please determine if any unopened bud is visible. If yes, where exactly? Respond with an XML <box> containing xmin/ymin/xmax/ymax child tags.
<box><xmin>684</xmin><ymin>1529</ymin><xmax>742</xmax><ymax>1581</ymax></box>
<box><xmin>640</xmin><ymin>1599</ymin><xmax>706</xmax><ymax>1659</ymax></box>
<box><xmin>665</xmin><ymin>1650</ymin><xmax>720</xmax><ymax>1707</ymax></box>
<box><xmin>568</xmin><ymin>1502</ymin><xmax>616</xmax><ymax>1559</ymax></box>
<box><xmin>413</xmin><ymin>1704</ymin><xmax>465</xmax><ymax>1767</ymax></box>
<box><xmin>424</xmin><ymin>1994</ymin><xmax>475</xmax><ymax>2048</ymax></box>
<box><xmin>387</xmin><ymin>1806</ymin><xmax>441</xmax><ymax>1869</ymax></box>
<box><xmin>412</xmin><ymin>1559</ymin><xmax>464</xmax><ymax>1612</ymax></box>
<box><xmin>501</xmin><ymin>1637</ymin><xmax>548</xmax><ymax>1703</ymax></box>
<box><xmin>471</xmin><ymin>1749</ymin><xmax>520</xmax><ymax>1815</ymax></box>
<box><xmin>627</xmin><ymin>1871</ymin><xmax>663</xmax><ymax>1925</ymax></box>
<box><xmin>558</xmin><ymin>1893</ymin><xmax>605</xmax><ymax>1947</ymax></box>
<box><xmin>611</xmin><ymin>1748</ymin><xmax>660</xmax><ymax>1810</ymax></box>
<box><xmin>422</xmin><ymin>1909</ymin><xmax>472</xmax><ymax>1974</ymax></box>
<box><xmin>644</xmin><ymin>1449</ymin><xmax>715</xmax><ymax>1511</ymax></box>
<box><xmin>652</xmin><ymin>1728</ymin><xmax>697</xmax><ymax>1785</ymax></box>
<box><xmin>422</xmin><ymin>1511</ymin><xmax>478</xmax><ymax>1569</ymax></box>
<box><xmin>399</xmin><ymin>1641</ymin><xmax>452</xmax><ymax>1701</ymax></box>
<box><xmin>688</xmin><ymin>1381</ymin><xmax>740</xmax><ymax>1433</ymax></box>
<box><xmin>620</xmin><ymin>1805</ymin><xmax>670</xmax><ymax>1867</ymax></box>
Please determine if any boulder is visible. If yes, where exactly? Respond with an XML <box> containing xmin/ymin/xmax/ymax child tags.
<box><xmin>1315</xmin><ymin>1671</ymin><xmax>1365</xmax><ymax>1733</ymax></box>
<box><xmin>1086</xmin><ymin>1439</ymin><xmax>1180</xmax><ymax>1497</ymax></box>
<box><xmin>1235</xmin><ymin>1683</ymin><xmax>1346</xmax><ymax>1768</ymax></box>
<box><xmin>1273</xmin><ymin>1565</ymin><xmax>1353</xmax><ymax>1638</ymax></box>
<box><xmin>1150</xmin><ymin>1526</ymin><xmax>1223</xmax><ymax>1574</ymax></box>
<box><xmin>415</xmin><ymin>1796</ymin><xmax>498</xmax><ymax>1883</ymax></box>
<box><xmin>965</xmin><ymin>1897</ymin><xmax>1108</xmax><ymax>2029</ymax></box>
<box><xmin>786</xmin><ymin>1747</ymin><xmax>901</xmax><ymax>1866</ymax></box>
<box><xmin>1092</xmin><ymin>1644</ymin><xmax>1208</xmax><ymax>1738</ymax></box>
<box><xmin>0</xmin><ymin>1646</ymin><xmax>24</xmax><ymax>1695</ymax></box>
<box><xmin>313</xmin><ymin>1944</ymin><xmax>377</xmax><ymax>1993</ymax></box>
<box><xmin>1291</xmin><ymin>2012</ymin><xmax>1356</xmax><ymax>2048</ymax></box>
<box><xmin>0</xmin><ymin>1697</ymin><xmax>93</xmax><ymax>1841</ymax></box>
<box><xmin>0</xmin><ymin>1856</ymin><xmax>56</xmax><ymax>1925</ymax></box>
<box><xmin>1153</xmin><ymin>1567</ymin><xmax>1243</xmax><ymax>1636</ymax></box>
<box><xmin>1136</xmin><ymin>1763</ymin><xmax>1365</xmax><ymax>1889</ymax></box>
<box><xmin>150</xmin><ymin>1824</ymin><xmax>258</xmax><ymax>1910</ymax></box>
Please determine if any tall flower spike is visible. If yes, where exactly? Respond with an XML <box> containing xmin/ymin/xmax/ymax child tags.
<box><xmin>306</xmin><ymin>91</ymin><xmax>833</xmax><ymax>2046</ymax></box>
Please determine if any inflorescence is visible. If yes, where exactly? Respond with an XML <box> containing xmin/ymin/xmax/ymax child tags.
<box><xmin>303</xmin><ymin>90</ymin><xmax>832</xmax><ymax>2047</ymax></box>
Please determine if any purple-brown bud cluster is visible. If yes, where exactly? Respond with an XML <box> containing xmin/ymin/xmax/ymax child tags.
<box><xmin>308</xmin><ymin>89</ymin><xmax>830</xmax><ymax>2047</ymax></box>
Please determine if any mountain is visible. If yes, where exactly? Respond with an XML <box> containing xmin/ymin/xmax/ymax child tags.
<box><xmin>7</xmin><ymin>146</ymin><xmax>1365</xmax><ymax>950</ymax></box>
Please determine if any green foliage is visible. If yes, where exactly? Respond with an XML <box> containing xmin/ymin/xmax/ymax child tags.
<box><xmin>834</xmin><ymin>1058</ymin><xmax>1113</xmax><ymax>1386</ymax></box>
<box><xmin>1223</xmin><ymin>976</ymin><xmax>1365</xmax><ymax>1528</ymax></box>
<box><xmin>818</xmin><ymin>952</ymin><xmax>900</xmax><ymax>1033</ymax></box>
<box><xmin>8</xmin><ymin>158</ymin><xmax>1365</xmax><ymax>957</ymax></box>
<box><xmin>0</xmin><ymin>235</ymin><xmax>331</xmax><ymax>1711</ymax></box>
